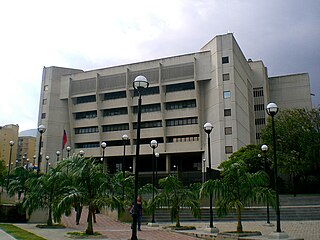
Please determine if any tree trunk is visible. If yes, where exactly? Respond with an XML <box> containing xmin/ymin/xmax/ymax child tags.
<box><xmin>86</xmin><ymin>206</ymin><xmax>94</xmax><ymax>235</ymax></box>
<box><xmin>236</xmin><ymin>206</ymin><xmax>243</xmax><ymax>233</ymax></box>
<box><xmin>47</xmin><ymin>206</ymin><xmax>53</xmax><ymax>226</ymax></box>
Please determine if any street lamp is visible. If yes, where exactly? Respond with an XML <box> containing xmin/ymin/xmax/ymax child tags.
<box><xmin>66</xmin><ymin>146</ymin><xmax>71</xmax><ymax>157</ymax></box>
<box><xmin>266</xmin><ymin>102</ymin><xmax>282</xmax><ymax>234</ymax></box>
<box><xmin>79</xmin><ymin>150</ymin><xmax>85</xmax><ymax>157</ymax></box>
<box><xmin>45</xmin><ymin>156</ymin><xmax>50</xmax><ymax>173</ymax></box>
<box><xmin>202</xmin><ymin>158</ymin><xmax>206</xmax><ymax>183</ymax></box>
<box><xmin>37</xmin><ymin>124</ymin><xmax>46</xmax><ymax>175</ymax></box>
<box><xmin>56</xmin><ymin>151</ymin><xmax>61</xmax><ymax>162</ymax></box>
<box><xmin>203</xmin><ymin>122</ymin><xmax>218</xmax><ymax>233</ymax></box>
<box><xmin>148</xmin><ymin>140</ymin><xmax>158</xmax><ymax>226</ymax></box>
<box><xmin>261</xmin><ymin>144</ymin><xmax>272</xmax><ymax>225</ymax></box>
<box><xmin>7</xmin><ymin>140</ymin><xmax>14</xmax><ymax>188</ymax></box>
<box><xmin>131</xmin><ymin>75</ymin><xmax>149</xmax><ymax>240</ymax></box>
<box><xmin>101</xmin><ymin>142</ymin><xmax>107</xmax><ymax>172</ymax></box>
<box><xmin>155</xmin><ymin>152</ymin><xmax>159</xmax><ymax>188</ymax></box>
<box><xmin>122</xmin><ymin>134</ymin><xmax>129</xmax><ymax>178</ymax></box>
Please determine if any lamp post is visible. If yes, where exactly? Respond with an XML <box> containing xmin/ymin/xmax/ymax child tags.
<box><xmin>79</xmin><ymin>150</ymin><xmax>85</xmax><ymax>157</ymax></box>
<box><xmin>266</xmin><ymin>102</ymin><xmax>282</xmax><ymax>234</ymax></box>
<box><xmin>149</xmin><ymin>140</ymin><xmax>158</xmax><ymax>226</ymax></box>
<box><xmin>66</xmin><ymin>146</ymin><xmax>71</xmax><ymax>157</ymax></box>
<box><xmin>56</xmin><ymin>151</ymin><xmax>61</xmax><ymax>162</ymax></box>
<box><xmin>122</xmin><ymin>134</ymin><xmax>129</xmax><ymax>178</ymax></box>
<box><xmin>37</xmin><ymin>125</ymin><xmax>46</xmax><ymax>175</ymax></box>
<box><xmin>101</xmin><ymin>142</ymin><xmax>107</xmax><ymax>172</ymax></box>
<box><xmin>202</xmin><ymin>158</ymin><xmax>206</xmax><ymax>183</ymax></box>
<box><xmin>45</xmin><ymin>156</ymin><xmax>50</xmax><ymax>173</ymax></box>
<box><xmin>7</xmin><ymin>140</ymin><xmax>14</xmax><ymax>188</ymax></box>
<box><xmin>155</xmin><ymin>152</ymin><xmax>159</xmax><ymax>188</ymax></box>
<box><xmin>261</xmin><ymin>144</ymin><xmax>272</xmax><ymax>225</ymax></box>
<box><xmin>203</xmin><ymin>122</ymin><xmax>218</xmax><ymax>233</ymax></box>
<box><xmin>131</xmin><ymin>75</ymin><xmax>149</xmax><ymax>240</ymax></box>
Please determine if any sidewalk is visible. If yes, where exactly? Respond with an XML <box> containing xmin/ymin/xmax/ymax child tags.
<box><xmin>12</xmin><ymin>209</ymin><xmax>320</xmax><ymax>240</ymax></box>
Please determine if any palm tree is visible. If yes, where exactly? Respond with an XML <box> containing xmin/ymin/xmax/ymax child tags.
<box><xmin>56</xmin><ymin>155</ymin><xmax>118</xmax><ymax>235</ymax></box>
<box><xmin>23</xmin><ymin>168</ymin><xmax>71</xmax><ymax>226</ymax></box>
<box><xmin>154</xmin><ymin>175</ymin><xmax>200</xmax><ymax>227</ymax></box>
<box><xmin>209</xmin><ymin>161</ymin><xmax>275</xmax><ymax>233</ymax></box>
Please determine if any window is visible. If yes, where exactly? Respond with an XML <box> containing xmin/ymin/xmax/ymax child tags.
<box><xmin>103</xmin><ymin>123</ymin><xmax>129</xmax><ymax>132</ymax></box>
<box><xmin>132</xmin><ymin>103</ymin><xmax>161</xmax><ymax>113</ymax></box>
<box><xmin>225</xmin><ymin>127</ymin><xmax>232</xmax><ymax>135</ymax></box>
<box><xmin>75</xmin><ymin>126</ymin><xmax>99</xmax><ymax>134</ymax></box>
<box><xmin>76</xmin><ymin>95</ymin><xmax>96</xmax><ymax>104</ymax></box>
<box><xmin>75</xmin><ymin>111</ymin><xmax>97</xmax><ymax>120</ymax></box>
<box><xmin>255</xmin><ymin>118</ymin><xmax>266</xmax><ymax>125</ymax></box>
<box><xmin>222</xmin><ymin>73</ymin><xmax>230</xmax><ymax>81</ymax></box>
<box><xmin>165</xmin><ymin>99</ymin><xmax>196</xmax><ymax>110</ymax></box>
<box><xmin>225</xmin><ymin>146</ymin><xmax>233</xmax><ymax>154</ymax></box>
<box><xmin>166</xmin><ymin>117</ymin><xmax>198</xmax><ymax>127</ymax></box>
<box><xmin>103</xmin><ymin>107</ymin><xmax>128</xmax><ymax>116</ymax></box>
<box><xmin>254</xmin><ymin>104</ymin><xmax>265</xmax><ymax>111</ymax></box>
<box><xmin>222</xmin><ymin>56</ymin><xmax>229</xmax><ymax>64</ymax></box>
<box><xmin>224</xmin><ymin>109</ymin><xmax>231</xmax><ymax>116</ymax></box>
<box><xmin>134</xmin><ymin>86</ymin><xmax>159</xmax><ymax>96</ymax></box>
<box><xmin>223</xmin><ymin>91</ymin><xmax>231</xmax><ymax>99</ymax></box>
<box><xmin>166</xmin><ymin>82</ymin><xmax>195</xmax><ymax>93</ymax></box>
<box><xmin>104</xmin><ymin>91</ymin><xmax>126</xmax><ymax>100</ymax></box>
<box><xmin>41</xmin><ymin>113</ymin><xmax>46</xmax><ymax>119</ymax></box>
<box><xmin>133</xmin><ymin>120</ymin><xmax>162</xmax><ymax>129</ymax></box>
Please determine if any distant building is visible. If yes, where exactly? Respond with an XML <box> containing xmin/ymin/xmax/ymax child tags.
<box><xmin>0</xmin><ymin>124</ymin><xmax>19</xmax><ymax>167</ymax></box>
<box><xmin>36</xmin><ymin>33</ymin><xmax>312</xmax><ymax>183</ymax></box>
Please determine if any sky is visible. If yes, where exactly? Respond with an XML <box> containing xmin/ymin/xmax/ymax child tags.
<box><xmin>1</xmin><ymin>0</ymin><xmax>319</xmax><ymax>132</ymax></box>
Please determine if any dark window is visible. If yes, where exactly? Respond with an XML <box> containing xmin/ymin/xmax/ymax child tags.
<box><xmin>75</xmin><ymin>111</ymin><xmax>97</xmax><ymax>120</ymax></box>
<box><xmin>75</xmin><ymin>142</ymin><xmax>99</xmax><ymax>149</ymax></box>
<box><xmin>134</xmin><ymin>86</ymin><xmax>159</xmax><ymax>96</ymax></box>
<box><xmin>76</xmin><ymin>95</ymin><xmax>96</xmax><ymax>104</ymax></box>
<box><xmin>165</xmin><ymin>99</ymin><xmax>196</xmax><ymax>110</ymax></box>
<box><xmin>103</xmin><ymin>107</ymin><xmax>128</xmax><ymax>116</ymax></box>
<box><xmin>225</xmin><ymin>146</ymin><xmax>233</xmax><ymax>154</ymax></box>
<box><xmin>224</xmin><ymin>109</ymin><xmax>231</xmax><ymax>116</ymax></box>
<box><xmin>75</xmin><ymin>126</ymin><xmax>99</xmax><ymax>134</ymax></box>
<box><xmin>222</xmin><ymin>56</ymin><xmax>229</xmax><ymax>64</ymax></box>
<box><xmin>167</xmin><ymin>134</ymin><xmax>199</xmax><ymax>143</ymax></box>
<box><xmin>166</xmin><ymin>82</ymin><xmax>195</xmax><ymax>93</ymax></box>
<box><xmin>103</xmin><ymin>123</ymin><xmax>129</xmax><ymax>132</ymax></box>
<box><xmin>225</xmin><ymin>127</ymin><xmax>232</xmax><ymax>135</ymax></box>
<box><xmin>166</xmin><ymin>117</ymin><xmax>198</xmax><ymax>127</ymax></box>
<box><xmin>255</xmin><ymin>118</ymin><xmax>266</xmax><ymax>125</ymax></box>
<box><xmin>132</xmin><ymin>103</ymin><xmax>161</xmax><ymax>113</ymax></box>
<box><xmin>223</xmin><ymin>73</ymin><xmax>230</xmax><ymax>81</ymax></box>
<box><xmin>104</xmin><ymin>91</ymin><xmax>126</xmax><ymax>100</ymax></box>
<box><xmin>133</xmin><ymin>120</ymin><xmax>162</xmax><ymax>129</ymax></box>
<box><xmin>41</xmin><ymin>113</ymin><xmax>46</xmax><ymax>119</ymax></box>
<box><xmin>254</xmin><ymin>104</ymin><xmax>265</xmax><ymax>111</ymax></box>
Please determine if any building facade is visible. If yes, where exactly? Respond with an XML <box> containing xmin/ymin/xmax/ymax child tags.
<box><xmin>37</xmin><ymin>33</ymin><xmax>312</xmax><ymax>183</ymax></box>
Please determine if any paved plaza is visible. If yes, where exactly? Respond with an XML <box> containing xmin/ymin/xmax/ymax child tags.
<box><xmin>0</xmin><ymin>209</ymin><xmax>317</xmax><ymax>240</ymax></box>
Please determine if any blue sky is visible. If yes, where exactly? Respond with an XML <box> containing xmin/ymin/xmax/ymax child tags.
<box><xmin>1</xmin><ymin>0</ymin><xmax>319</xmax><ymax>131</ymax></box>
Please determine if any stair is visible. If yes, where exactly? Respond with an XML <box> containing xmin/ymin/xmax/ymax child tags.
<box><xmin>144</xmin><ymin>195</ymin><xmax>320</xmax><ymax>223</ymax></box>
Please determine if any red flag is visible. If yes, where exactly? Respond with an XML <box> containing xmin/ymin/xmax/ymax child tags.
<box><xmin>62</xmin><ymin>130</ymin><xmax>67</xmax><ymax>149</ymax></box>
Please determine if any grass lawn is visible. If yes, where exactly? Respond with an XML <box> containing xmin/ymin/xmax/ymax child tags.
<box><xmin>0</xmin><ymin>224</ymin><xmax>46</xmax><ymax>240</ymax></box>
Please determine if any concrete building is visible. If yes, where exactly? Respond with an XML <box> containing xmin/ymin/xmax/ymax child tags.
<box><xmin>0</xmin><ymin>124</ymin><xmax>19</xmax><ymax>168</ymax></box>
<box><xmin>37</xmin><ymin>33</ymin><xmax>312</xmax><ymax>183</ymax></box>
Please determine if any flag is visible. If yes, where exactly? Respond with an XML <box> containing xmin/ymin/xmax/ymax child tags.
<box><xmin>62</xmin><ymin>129</ymin><xmax>67</xmax><ymax>149</ymax></box>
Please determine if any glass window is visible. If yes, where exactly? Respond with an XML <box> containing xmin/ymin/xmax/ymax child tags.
<box><xmin>225</xmin><ymin>146</ymin><xmax>233</xmax><ymax>154</ymax></box>
<box><xmin>224</xmin><ymin>109</ymin><xmax>231</xmax><ymax>116</ymax></box>
<box><xmin>223</xmin><ymin>73</ymin><xmax>230</xmax><ymax>81</ymax></box>
<box><xmin>223</xmin><ymin>91</ymin><xmax>231</xmax><ymax>99</ymax></box>
<box><xmin>222</xmin><ymin>56</ymin><xmax>229</xmax><ymax>64</ymax></box>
